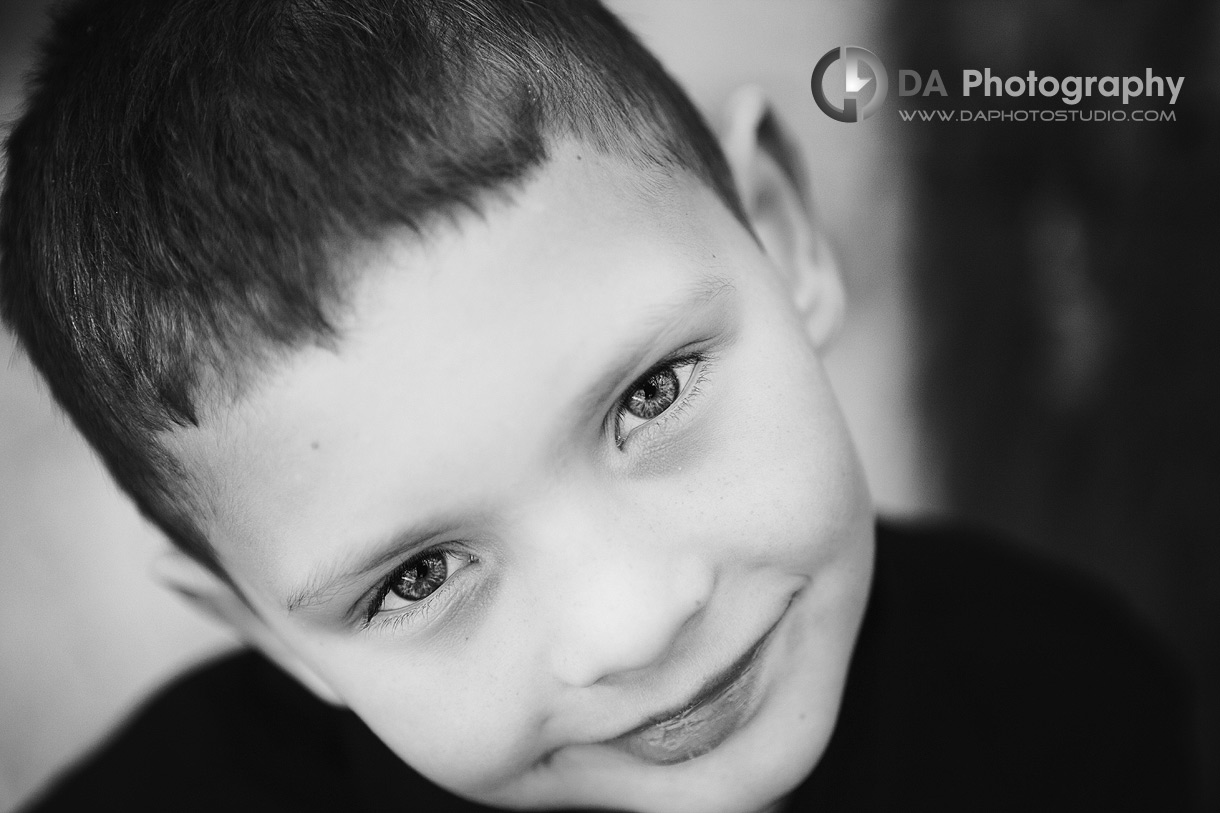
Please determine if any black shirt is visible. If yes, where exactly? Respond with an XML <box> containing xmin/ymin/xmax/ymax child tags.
<box><xmin>22</xmin><ymin>521</ymin><xmax>1196</xmax><ymax>811</ymax></box>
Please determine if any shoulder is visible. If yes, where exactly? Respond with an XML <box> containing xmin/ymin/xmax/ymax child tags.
<box><xmin>20</xmin><ymin>650</ymin><xmax>354</xmax><ymax>813</ymax></box>
<box><xmin>809</xmin><ymin>519</ymin><xmax>1196</xmax><ymax>811</ymax></box>
<box><xmin>870</xmin><ymin>519</ymin><xmax>1186</xmax><ymax>696</ymax></box>
<box><xmin>871</xmin><ymin>519</ymin><xmax>1162</xmax><ymax>652</ymax></box>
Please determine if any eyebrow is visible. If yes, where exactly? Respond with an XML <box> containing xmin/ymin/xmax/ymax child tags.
<box><xmin>285</xmin><ymin>519</ymin><xmax>459</xmax><ymax>615</ymax></box>
<box><xmin>569</xmin><ymin>272</ymin><xmax>736</xmax><ymax>424</ymax></box>
<box><xmin>284</xmin><ymin>272</ymin><xmax>737</xmax><ymax>617</ymax></box>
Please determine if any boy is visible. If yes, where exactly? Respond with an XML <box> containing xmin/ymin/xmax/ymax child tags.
<box><xmin>0</xmin><ymin>0</ymin><xmax>1193</xmax><ymax>811</ymax></box>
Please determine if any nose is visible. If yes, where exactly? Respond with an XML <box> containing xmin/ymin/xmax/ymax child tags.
<box><xmin>549</xmin><ymin>551</ymin><xmax>715</xmax><ymax>688</ymax></box>
<box><xmin>526</xmin><ymin>501</ymin><xmax>716</xmax><ymax>688</ymax></box>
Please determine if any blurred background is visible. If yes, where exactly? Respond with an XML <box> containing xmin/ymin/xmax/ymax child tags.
<box><xmin>1</xmin><ymin>1</ymin><xmax>1217</xmax><ymax>810</ymax></box>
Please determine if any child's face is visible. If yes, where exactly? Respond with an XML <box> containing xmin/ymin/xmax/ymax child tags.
<box><xmin>169</xmin><ymin>143</ymin><xmax>873</xmax><ymax>813</ymax></box>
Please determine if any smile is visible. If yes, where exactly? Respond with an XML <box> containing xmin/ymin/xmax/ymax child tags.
<box><xmin>604</xmin><ymin>609</ymin><xmax>786</xmax><ymax>765</ymax></box>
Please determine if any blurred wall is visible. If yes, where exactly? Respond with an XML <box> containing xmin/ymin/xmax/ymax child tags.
<box><xmin>887</xmin><ymin>3</ymin><xmax>1220</xmax><ymax>807</ymax></box>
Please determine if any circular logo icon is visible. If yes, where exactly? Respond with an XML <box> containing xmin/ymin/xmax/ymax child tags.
<box><xmin>811</xmin><ymin>46</ymin><xmax>888</xmax><ymax>122</ymax></box>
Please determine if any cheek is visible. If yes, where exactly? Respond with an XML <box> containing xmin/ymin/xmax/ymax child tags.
<box><xmin>684</xmin><ymin>319</ymin><xmax>871</xmax><ymax>571</ymax></box>
<box><xmin>301</xmin><ymin>637</ymin><xmax>550</xmax><ymax>799</ymax></box>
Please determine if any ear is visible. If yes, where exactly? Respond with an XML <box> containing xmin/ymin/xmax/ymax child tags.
<box><xmin>153</xmin><ymin>550</ymin><xmax>344</xmax><ymax>706</ymax></box>
<box><xmin>718</xmin><ymin>86</ymin><xmax>845</xmax><ymax>349</ymax></box>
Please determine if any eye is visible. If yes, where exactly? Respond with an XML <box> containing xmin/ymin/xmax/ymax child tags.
<box><xmin>367</xmin><ymin>548</ymin><xmax>476</xmax><ymax>622</ymax></box>
<box><xmin>614</xmin><ymin>356</ymin><xmax>699</xmax><ymax>445</ymax></box>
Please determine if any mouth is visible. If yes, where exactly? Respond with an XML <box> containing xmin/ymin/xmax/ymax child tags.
<box><xmin>603</xmin><ymin>610</ymin><xmax>786</xmax><ymax>766</ymax></box>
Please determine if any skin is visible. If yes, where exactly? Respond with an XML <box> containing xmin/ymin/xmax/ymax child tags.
<box><xmin>163</xmin><ymin>126</ymin><xmax>875</xmax><ymax>813</ymax></box>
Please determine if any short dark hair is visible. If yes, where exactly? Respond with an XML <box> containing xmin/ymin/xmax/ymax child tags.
<box><xmin>0</xmin><ymin>0</ymin><xmax>746</xmax><ymax>572</ymax></box>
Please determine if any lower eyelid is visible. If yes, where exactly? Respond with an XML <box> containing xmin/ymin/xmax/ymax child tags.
<box><xmin>617</xmin><ymin>358</ymin><xmax>712</xmax><ymax>449</ymax></box>
<box><xmin>366</xmin><ymin>598</ymin><xmax>438</xmax><ymax>633</ymax></box>
<box><xmin>365</xmin><ymin>580</ymin><xmax>450</xmax><ymax>632</ymax></box>
<box><xmin>364</xmin><ymin>551</ymin><xmax>477</xmax><ymax>631</ymax></box>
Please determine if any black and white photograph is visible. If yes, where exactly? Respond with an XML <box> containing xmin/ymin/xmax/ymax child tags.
<box><xmin>1</xmin><ymin>1</ymin><xmax>1216</xmax><ymax>811</ymax></box>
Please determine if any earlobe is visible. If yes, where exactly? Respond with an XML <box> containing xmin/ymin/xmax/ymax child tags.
<box><xmin>152</xmin><ymin>549</ymin><xmax>345</xmax><ymax>706</ymax></box>
<box><xmin>718</xmin><ymin>86</ymin><xmax>845</xmax><ymax>349</ymax></box>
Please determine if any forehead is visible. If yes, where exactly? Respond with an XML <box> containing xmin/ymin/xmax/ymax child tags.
<box><xmin>170</xmin><ymin>144</ymin><xmax>759</xmax><ymax>593</ymax></box>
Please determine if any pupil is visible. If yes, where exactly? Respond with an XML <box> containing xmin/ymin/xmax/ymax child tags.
<box><xmin>392</xmin><ymin>553</ymin><xmax>447</xmax><ymax>601</ymax></box>
<box><xmin>626</xmin><ymin>366</ymin><xmax>679</xmax><ymax>420</ymax></box>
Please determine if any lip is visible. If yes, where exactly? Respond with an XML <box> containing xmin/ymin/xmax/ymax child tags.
<box><xmin>603</xmin><ymin>608</ymin><xmax>787</xmax><ymax>765</ymax></box>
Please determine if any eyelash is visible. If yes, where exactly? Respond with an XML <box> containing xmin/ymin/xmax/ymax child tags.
<box><xmin>362</xmin><ymin>547</ymin><xmax>477</xmax><ymax>632</ymax></box>
<box><xmin>612</xmin><ymin>352</ymin><xmax>710</xmax><ymax>449</ymax></box>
